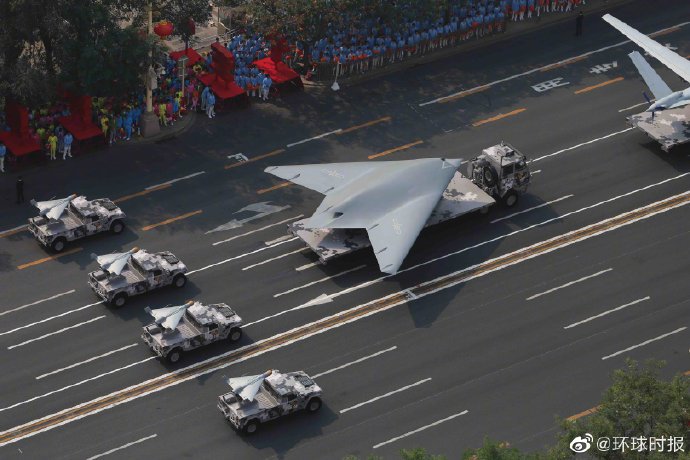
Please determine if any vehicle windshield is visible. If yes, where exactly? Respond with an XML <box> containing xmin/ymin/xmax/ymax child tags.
<box><xmin>130</xmin><ymin>258</ymin><xmax>146</xmax><ymax>276</ymax></box>
<box><xmin>185</xmin><ymin>311</ymin><xmax>203</xmax><ymax>329</ymax></box>
<box><xmin>69</xmin><ymin>203</ymin><xmax>86</xmax><ymax>221</ymax></box>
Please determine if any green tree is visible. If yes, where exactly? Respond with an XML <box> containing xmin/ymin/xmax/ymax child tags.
<box><xmin>159</xmin><ymin>0</ymin><xmax>212</xmax><ymax>52</ymax></box>
<box><xmin>401</xmin><ymin>447</ymin><xmax>447</xmax><ymax>460</ymax></box>
<box><xmin>462</xmin><ymin>438</ymin><xmax>546</xmax><ymax>460</ymax></box>
<box><xmin>549</xmin><ymin>359</ymin><xmax>690</xmax><ymax>459</ymax></box>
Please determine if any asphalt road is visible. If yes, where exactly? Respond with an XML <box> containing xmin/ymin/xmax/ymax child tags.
<box><xmin>1</xmin><ymin>1</ymin><xmax>690</xmax><ymax>458</ymax></box>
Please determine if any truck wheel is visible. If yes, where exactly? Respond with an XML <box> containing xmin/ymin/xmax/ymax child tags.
<box><xmin>166</xmin><ymin>348</ymin><xmax>183</xmax><ymax>364</ymax></box>
<box><xmin>228</xmin><ymin>327</ymin><xmax>242</xmax><ymax>343</ymax></box>
<box><xmin>110</xmin><ymin>220</ymin><xmax>124</xmax><ymax>234</ymax></box>
<box><xmin>51</xmin><ymin>237</ymin><xmax>66</xmax><ymax>253</ymax></box>
<box><xmin>243</xmin><ymin>420</ymin><xmax>259</xmax><ymax>435</ymax></box>
<box><xmin>111</xmin><ymin>293</ymin><xmax>128</xmax><ymax>308</ymax></box>
<box><xmin>306</xmin><ymin>397</ymin><xmax>322</xmax><ymax>413</ymax></box>
<box><xmin>483</xmin><ymin>165</ymin><xmax>498</xmax><ymax>187</ymax></box>
<box><xmin>173</xmin><ymin>274</ymin><xmax>187</xmax><ymax>288</ymax></box>
<box><xmin>502</xmin><ymin>191</ymin><xmax>518</xmax><ymax>208</ymax></box>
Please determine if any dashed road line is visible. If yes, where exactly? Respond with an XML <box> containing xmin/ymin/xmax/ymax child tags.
<box><xmin>242</xmin><ymin>247</ymin><xmax>308</xmax><ymax>271</ymax></box>
<box><xmin>16</xmin><ymin>247</ymin><xmax>83</xmax><ymax>270</ymax></box>
<box><xmin>0</xmin><ymin>290</ymin><xmax>76</xmax><ymax>317</ymax></box>
<box><xmin>187</xmin><ymin>237</ymin><xmax>299</xmax><ymax>275</ymax></box>
<box><xmin>141</xmin><ymin>210</ymin><xmax>203</xmax><ymax>231</ymax></box>
<box><xmin>340</xmin><ymin>378</ymin><xmax>432</xmax><ymax>414</ymax></box>
<box><xmin>369</xmin><ymin>140</ymin><xmax>424</xmax><ymax>159</ymax></box>
<box><xmin>527</xmin><ymin>268</ymin><xmax>613</xmax><ymax>301</ymax></box>
<box><xmin>224</xmin><ymin>149</ymin><xmax>285</xmax><ymax>169</ymax></box>
<box><xmin>274</xmin><ymin>265</ymin><xmax>367</xmax><ymax>298</ymax></box>
<box><xmin>564</xmin><ymin>297</ymin><xmax>650</xmax><ymax>329</ymax></box>
<box><xmin>0</xmin><ymin>224</ymin><xmax>28</xmax><ymax>238</ymax></box>
<box><xmin>574</xmin><ymin>76</ymin><xmax>624</xmax><ymax>94</ymax></box>
<box><xmin>257</xmin><ymin>181</ymin><xmax>292</xmax><ymax>194</ymax></box>
<box><xmin>602</xmin><ymin>327</ymin><xmax>687</xmax><ymax>360</ymax></box>
<box><xmin>86</xmin><ymin>434</ymin><xmax>158</xmax><ymax>460</ymax></box>
<box><xmin>211</xmin><ymin>214</ymin><xmax>303</xmax><ymax>246</ymax></box>
<box><xmin>144</xmin><ymin>171</ymin><xmax>205</xmax><ymax>190</ymax></box>
<box><xmin>373</xmin><ymin>410</ymin><xmax>469</xmax><ymax>448</ymax></box>
<box><xmin>286</xmin><ymin>129</ymin><xmax>343</xmax><ymax>148</ymax></box>
<box><xmin>36</xmin><ymin>343</ymin><xmax>140</xmax><ymax>380</ymax></box>
<box><xmin>0</xmin><ymin>302</ymin><xmax>101</xmax><ymax>337</ymax></box>
<box><xmin>490</xmin><ymin>195</ymin><xmax>573</xmax><ymax>224</ymax></box>
<box><xmin>113</xmin><ymin>184</ymin><xmax>171</xmax><ymax>204</ymax></box>
<box><xmin>312</xmin><ymin>346</ymin><xmax>397</xmax><ymax>378</ymax></box>
<box><xmin>472</xmin><ymin>108</ymin><xmax>526</xmax><ymax>127</ymax></box>
<box><xmin>7</xmin><ymin>316</ymin><xmax>106</xmax><ymax>350</ymax></box>
<box><xmin>338</xmin><ymin>116</ymin><xmax>392</xmax><ymax>134</ymax></box>
<box><xmin>530</xmin><ymin>127</ymin><xmax>634</xmax><ymax>163</ymax></box>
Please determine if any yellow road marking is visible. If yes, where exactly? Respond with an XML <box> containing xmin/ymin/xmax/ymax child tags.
<box><xmin>257</xmin><ymin>182</ymin><xmax>292</xmax><ymax>194</ymax></box>
<box><xmin>17</xmin><ymin>247</ymin><xmax>83</xmax><ymax>270</ymax></box>
<box><xmin>540</xmin><ymin>56</ymin><xmax>587</xmax><ymax>72</ymax></box>
<box><xmin>567</xmin><ymin>406</ymin><xmax>600</xmax><ymax>421</ymax></box>
<box><xmin>338</xmin><ymin>116</ymin><xmax>392</xmax><ymax>134</ymax></box>
<box><xmin>574</xmin><ymin>77</ymin><xmax>624</xmax><ymax>95</ymax></box>
<box><xmin>650</xmin><ymin>27</ymin><xmax>680</xmax><ymax>38</ymax></box>
<box><xmin>439</xmin><ymin>85</ymin><xmax>490</xmax><ymax>103</ymax></box>
<box><xmin>113</xmin><ymin>184</ymin><xmax>171</xmax><ymax>204</ymax></box>
<box><xmin>224</xmin><ymin>149</ymin><xmax>286</xmax><ymax>170</ymax></box>
<box><xmin>472</xmin><ymin>108</ymin><xmax>527</xmax><ymax>127</ymax></box>
<box><xmin>0</xmin><ymin>226</ymin><xmax>28</xmax><ymax>238</ymax></box>
<box><xmin>141</xmin><ymin>210</ymin><xmax>203</xmax><ymax>231</ymax></box>
<box><xmin>368</xmin><ymin>140</ymin><xmax>424</xmax><ymax>159</ymax></box>
<box><xmin>2</xmin><ymin>191</ymin><xmax>690</xmax><ymax>446</ymax></box>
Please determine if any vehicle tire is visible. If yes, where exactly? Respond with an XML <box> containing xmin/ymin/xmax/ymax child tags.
<box><xmin>228</xmin><ymin>327</ymin><xmax>242</xmax><ymax>343</ymax></box>
<box><xmin>483</xmin><ymin>165</ymin><xmax>498</xmax><ymax>187</ymax></box>
<box><xmin>166</xmin><ymin>348</ymin><xmax>183</xmax><ymax>364</ymax></box>
<box><xmin>243</xmin><ymin>419</ymin><xmax>259</xmax><ymax>435</ymax></box>
<box><xmin>172</xmin><ymin>274</ymin><xmax>187</xmax><ymax>288</ymax></box>
<box><xmin>502</xmin><ymin>191</ymin><xmax>519</xmax><ymax>208</ymax></box>
<box><xmin>51</xmin><ymin>237</ymin><xmax>66</xmax><ymax>253</ymax></box>
<box><xmin>306</xmin><ymin>397</ymin><xmax>322</xmax><ymax>413</ymax></box>
<box><xmin>111</xmin><ymin>293</ymin><xmax>128</xmax><ymax>308</ymax></box>
<box><xmin>110</xmin><ymin>220</ymin><xmax>125</xmax><ymax>234</ymax></box>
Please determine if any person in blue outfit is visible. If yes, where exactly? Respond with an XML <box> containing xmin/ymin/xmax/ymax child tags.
<box><xmin>206</xmin><ymin>91</ymin><xmax>216</xmax><ymax>118</ymax></box>
<box><xmin>62</xmin><ymin>132</ymin><xmax>73</xmax><ymax>159</ymax></box>
<box><xmin>261</xmin><ymin>75</ymin><xmax>272</xmax><ymax>101</ymax></box>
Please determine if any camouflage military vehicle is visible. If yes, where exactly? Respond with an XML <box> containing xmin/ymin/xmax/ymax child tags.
<box><xmin>218</xmin><ymin>370</ymin><xmax>323</xmax><ymax>434</ymax></box>
<box><xmin>141</xmin><ymin>300</ymin><xmax>243</xmax><ymax>363</ymax></box>
<box><xmin>28</xmin><ymin>194</ymin><xmax>126</xmax><ymax>252</ymax></box>
<box><xmin>88</xmin><ymin>247</ymin><xmax>188</xmax><ymax>307</ymax></box>
<box><xmin>468</xmin><ymin>142</ymin><xmax>531</xmax><ymax>207</ymax></box>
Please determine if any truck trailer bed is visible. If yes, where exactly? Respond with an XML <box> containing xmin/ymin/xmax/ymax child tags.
<box><xmin>628</xmin><ymin>107</ymin><xmax>690</xmax><ymax>152</ymax></box>
<box><xmin>287</xmin><ymin>172</ymin><xmax>495</xmax><ymax>264</ymax></box>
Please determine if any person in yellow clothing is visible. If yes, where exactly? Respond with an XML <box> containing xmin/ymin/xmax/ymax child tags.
<box><xmin>100</xmin><ymin>115</ymin><xmax>109</xmax><ymax>140</ymax></box>
<box><xmin>47</xmin><ymin>132</ymin><xmax>58</xmax><ymax>160</ymax></box>
<box><xmin>158</xmin><ymin>102</ymin><xmax>167</xmax><ymax>126</ymax></box>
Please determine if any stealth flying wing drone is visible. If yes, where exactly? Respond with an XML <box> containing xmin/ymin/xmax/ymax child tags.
<box><xmin>265</xmin><ymin>158</ymin><xmax>464</xmax><ymax>274</ymax></box>
<box><xmin>603</xmin><ymin>14</ymin><xmax>690</xmax><ymax>112</ymax></box>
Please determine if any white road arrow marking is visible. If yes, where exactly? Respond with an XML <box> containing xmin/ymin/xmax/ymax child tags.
<box><xmin>205</xmin><ymin>202</ymin><xmax>290</xmax><ymax>233</ymax></box>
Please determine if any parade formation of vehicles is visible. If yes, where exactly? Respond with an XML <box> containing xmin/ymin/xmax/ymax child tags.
<box><xmin>218</xmin><ymin>370</ymin><xmax>323</xmax><ymax>434</ymax></box>
<box><xmin>142</xmin><ymin>300</ymin><xmax>243</xmax><ymax>363</ymax></box>
<box><xmin>28</xmin><ymin>194</ymin><xmax>126</xmax><ymax>252</ymax></box>
<box><xmin>17</xmin><ymin>142</ymin><xmax>532</xmax><ymax>435</ymax></box>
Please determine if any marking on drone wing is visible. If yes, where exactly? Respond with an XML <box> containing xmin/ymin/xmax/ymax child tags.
<box><xmin>16</xmin><ymin>247</ymin><xmax>84</xmax><ymax>270</ymax></box>
<box><xmin>86</xmin><ymin>434</ymin><xmax>158</xmax><ymax>460</ymax></box>
<box><xmin>373</xmin><ymin>410</ymin><xmax>469</xmax><ymax>448</ymax></box>
<box><xmin>0</xmin><ymin>290</ymin><xmax>76</xmax><ymax>317</ymax></box>
<box><xmin>601</xmin><ymin>327</ymin><xmax>687</xmax><ymax>360</ymax></box>
<box><xmin>206</xmin><ymin>202</ymin><xmax>291</xmax><ymax>233</ymax></box>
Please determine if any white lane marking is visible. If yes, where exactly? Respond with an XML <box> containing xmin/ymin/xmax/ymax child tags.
<box><xmin>531</xmin><ymin>170</ymin><xmax>542</xmax><ymax>175</ymax></box>
<box><xmin>211</xmin><ymin>215</ymin><xmax>303</xmax><ymax>246</ymax></box>
<box><xmin>0</xmin><ymin>290</ymin><xmax>76</xmax><ymax>317</ymax></box>
<box><xmin>0</xmin><ymin>302</ymin><xmax>101</xmax><ymax>336</ymax></box>
<box><xmin>265</xmin><ymin>235</ymin><xmax>295</xmax><ymax>245</ymax></box>
<box><xmin>0</xmin><ymin>357</ymin><xmax>156</xmax><ymax>413</ymax></box>
<box><xmin>530</xmin><ymin>127</ymin><xmax>634</xmax><ymax>163</ymax></box>
<box><xmin>35</xmin><ymin>343</ymin><xmax>139</xmax><ymax>380</ymax></box>
<box><xmin>273</xmin><ymin>265</ymin><xmax>367</xmax><ymax>298</ymax></box>
<box><xmin>526</xmin><ymin>268</ymin><xmax>613</xmax><ymax>301</ymax></box>
<box><xmin>564</xmin><ymin>297</ymin><xmax>650</xmax><ymax>329</ymax></box>
<box><xmin>187</xmin><ymin>237</ymin><xmax>298</xmax><ymax>275</ymax></box>
<box><xmin>86</xmin><ymin>434</ymin><xmax>158</xmax><ymax>460</ymax></box>
<box><xmin>340</xmin><ymin>378</ymin><xmax>432</xmax><ymax>414</ymax></box>
<box><xmin>144</xmin><ymin>171</ymin><xmax>205</xmax><ymax>190</ymax></box>
<box><xmin>295</xmin><ymin>173</ymin><xmax>689</xmax><ymax>314</ymax></box>
<box><xmin>242</xmin><ymin>247</ymin><xmax>308</xmax><ymax>271</ymax></box>
<box><xmin>373</xmin><ymin>410</ymin><xmax>469</xmax><ymax>448</ymax></box>
<box><xmin>619</xmin><ymin>100</ymin><xmax>654</xmax><ymax>112</ymax></box>
<box><xmin>602</xmin><ymin>327</ymin><xmax>687</xmax><ymax>360</ymax></box>
<box><xmin>286</xmin><ymin>129</ymin><xmax>343</xmax><ymax>148</ymax></box>
<box><xmin>490</xmin><ymin>194</ymin><xmax>573</xmax><ymax>224</ymax></box>
<box><xmin>0</xmin><ymin>224</ymin><xmax>28</xmax><ymax>237</ymax></box>
<box><xmin>312</xmin><ymin>346</ymin><xmax>397</xmax><ymax>378</ymax></box>
<box><xmin>7</xmin><ymin>316</ymin><xmax>105</xmax><ymax>350</ymax></box>
<box><xmin>3</xmin><ymin>191</ymin><xmax>690</xmax><ymax>446</ymax></box>
<box><xmin>418</xmin><ymin>20</ymin><xmax>690</xmax><ymax>106</ymax></box>
<box><xmin>296</xmin><ymin>262</ymin><xmax>320</xmax><ymax>271</ymax></box>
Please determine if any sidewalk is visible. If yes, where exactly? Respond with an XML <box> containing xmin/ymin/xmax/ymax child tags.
<box><xmin>130</xmin><ymin>110</ymin><xmax>198</xmax><ymax>145</ymax></box>
<box><xmin>303</xmin><ymin>0</ymin><xmax>635</xmax><ymax>89</ymax></box>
